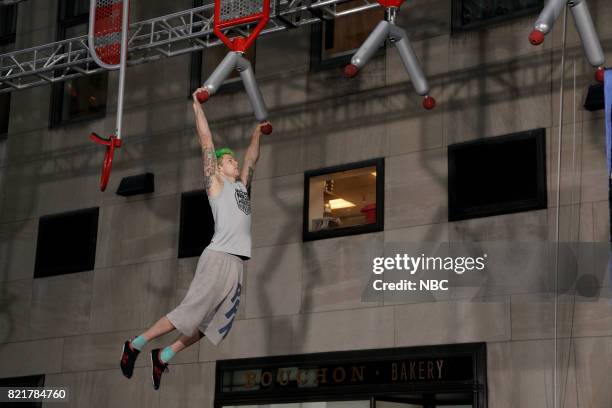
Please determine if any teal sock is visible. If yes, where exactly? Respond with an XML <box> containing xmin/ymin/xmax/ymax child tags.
<box><xmin>131</xmin><ymin>335</ymin><xmax>148</xmax><ymax>351</ymax></box>
<box><xmin>160</xmin><ymin>346</ymin><xmax>176</xmax><ymax>363</ymax></box>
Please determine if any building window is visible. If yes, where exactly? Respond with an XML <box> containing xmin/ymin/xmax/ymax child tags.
<box><xmin>59</xmin><ymin>0</ymin><xmax>90</xmax><ymax>19</ymax></box>
<box><xmin>303</xmin><ymin>158</ymin><xmax>384</xmax><ymax>241</ymax></box>
<box><xmin>0</xmin><ymin>92</ymin><xmax>9</xmax><ymax>139</ymax></box>
<box><xmin>50</xmin><ymin>0</ymin><xmax>108</xmax><ymax>126</ymax></box>
<box><xmin>451</xmin><ymin>0</ymin><xmax>544</xmax><ymax>32</ymax></box>
<box><xmin>0</xmin><ymin>4</ymin><xmax>17</xmax><ymax>45</ymax></box>
<box><xmin>1</xmin><ymin>4</ymin><xmax>17</xmax><ymax>139</ymax></box>
<box><xmin>34</xmin><ymin>208</ymin><xmax>99</xmax><ymax>278</ymax></box>
<box><xmin>190</xmin><ymin>0</ymin><xmax>257</xmax><ymax>95</ymax></box>
<box><xmin>448</xmin><ymin>128</ymin><xmax>547</xmax><ymax>222</ymax></box>
<box><xmin>178</xmin><ymin>190</ymin><xmax>215</xmax><ymax>258</ymax></box>
<box><xmin>0</xmin><ymin>375</ymin><xmax>45</xmax><ymax>408</ymax></box>
<box><xmin>310</xmin><ymin>0</ymin><xmax>383</xmax><ymax>71</ymax></box>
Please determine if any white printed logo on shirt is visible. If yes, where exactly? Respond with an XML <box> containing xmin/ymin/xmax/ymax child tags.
<box><xmin>234</xmin><ymin>189</ymin><xmax>251</xmax><ymax>215</ymax></box>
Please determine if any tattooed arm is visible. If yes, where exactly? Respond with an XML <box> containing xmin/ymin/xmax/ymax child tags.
<box><xmin>240</xmin><ymin>122</ymin><xmax>266</xmax><ymax>195</ymax></box>
<box><xmin>193</xmin><ymin>88</ymin><xmax>222</xmax><ymax>196</ymax></box>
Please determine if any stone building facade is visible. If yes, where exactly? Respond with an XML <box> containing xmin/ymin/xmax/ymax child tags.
<box><xmin>1</xmin><ymin>0</ymin><xmax>611</xmax><ymax>407</ymax></box>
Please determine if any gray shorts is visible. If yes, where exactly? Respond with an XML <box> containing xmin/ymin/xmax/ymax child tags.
<box><xmin>166</xmin><ymin>248</ymin><xmax>243</xmax><ymax>346</ymax></box>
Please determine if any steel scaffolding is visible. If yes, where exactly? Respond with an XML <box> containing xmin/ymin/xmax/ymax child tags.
<box><xmin>0</xmin><ymin>0</ymin><xmax>379</xmax><ymax>94</ymax></box>
<box><xmin>0</xmin><ymin>0</ymin><xmax>28</xmax><ymax>5</ymax></box>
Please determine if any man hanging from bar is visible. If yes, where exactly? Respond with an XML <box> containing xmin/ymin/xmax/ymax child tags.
<box><xmin>119</xmin><ymin>88</ymin><xmax>268</xmax><ymax>390</ymax></box>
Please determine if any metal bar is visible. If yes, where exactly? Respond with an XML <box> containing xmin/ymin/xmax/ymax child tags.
<box><xmin>569</xmin><ymin>0</ymin><xmax>604</xmax><ymax>67</ymax></box>
<box><xmin>390</xmin><ymin>25</ymin><xmax>429</xmax><ymax>96</ymax></box>
<box><xmin>116</xmin><ymin>0</ymin><xmax>130</xmax><ymax>140</ymax></box>
<box><xmin>203</xmin><ymin>51</ymin><xmax>240</xmax><ymax>95</ymax></box>
<box><xmin>1</xmin><ymin>80</ymin><xmax>19</xmax><ymax>89</ymax></box>
<box><xmin>335</xmin><ymin>3</ymin><xmax>378</xmax><ymax>17</ymax></box>
<box><xmin>237</xmin><ymin>54</ymin><xmax>269</xmax><ymax>121</ymax></box>
<box><xmin>533</xmin><ymin>0</ymin><xmax>566</xmax><ymax>34</ymax></box>
<box><xmin>308</xmin><ymin>0</ymin><xmax>340</xmax><ymax>9</ymax></box>
<box><xmin>350</xmin><ymin>21</ymin><xmax>389</xmax><ymax>68</ymax></box>
<box><xmin>0</xmin><ymin>0</ymin><xmax>381</xmax><ymax>93</ymax></box>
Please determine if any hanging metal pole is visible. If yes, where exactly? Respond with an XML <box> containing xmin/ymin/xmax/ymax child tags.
<box><xmin>553</xmin><ymin>6</ymin><xmax>569</xmax><ymax>408</ymax></box>
<box><xmin>115</xmin><ymin>0</ymin><xmax>130</xmax><ymax>140</ymax></box>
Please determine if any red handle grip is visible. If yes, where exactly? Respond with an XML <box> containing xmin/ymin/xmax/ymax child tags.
<box><xmin>343</xmin><ymin>64</ymin><xmax>359</xmax><ymax>78</ymax></box>
<box><xmin>595</xmin><ymin>67</ymin><xmax>605</xmax><ymax>84</ymax></box>
<box><xmin>529</xmin><ymin>30</ymin><xmax>545</xmax><ymax>46</ymax></box>
<box><xmin>90</xmin><ymin>133</ymin><xmax>121</xmax><ymax>192</ymax></box>
<box><xmin>196</xmin><ymin>90</ymin><xmax>210</xmax><ymax>103</ymax></box>
<box><xmin>422</xmin><ymin>95</ymin><xmax>436</xmax><ymax>110</ymax></box>
<box><xmin>261</xmin><ymin>122</ymin><xmax>273</xmax><ymax>135</ymax></box>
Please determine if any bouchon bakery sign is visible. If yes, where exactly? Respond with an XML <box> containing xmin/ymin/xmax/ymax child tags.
<box><xmin>220</xmin><ymin>355</ymin><xmax>474</xmax><ymax>393</ymax></box>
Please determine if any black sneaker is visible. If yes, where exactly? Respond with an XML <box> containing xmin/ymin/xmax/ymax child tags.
<box><xmin>150</xmin><ymin>349</ymin><xmax>169</xmax><ymax>390</ymax></box>
<box><xmin>120</xmin><ymin>340</ymin><xmax>140</xmax><ymax>379</ymax></box>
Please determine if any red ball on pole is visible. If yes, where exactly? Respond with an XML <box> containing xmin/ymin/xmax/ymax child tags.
<box><xmin>261</xmin><ymin>122</ymin><xmax>273</xmax><ymax>135</ymax></box>
<box><xmin>196</xmin><ymin>90</ymin><xmax>210</xmax><ymax>103</ymax></box>
<box><xmin>529</xmin><ymin>30</ymin><xmax>545</xmax><ymax>46</ymax></box>
<box><xmin>595</xmin><ymin>67</ymin><xmax>605</xmax><ymax>84</ymax></box>
<box><xmin>343</xmin><ymin>64</ymin><xmax>359</xmax><ymax>78</ymax></box>
<box><xmin>422</xmin><ymin>95</ymin><xmax>436</xmax><ymax>110</ymax></box>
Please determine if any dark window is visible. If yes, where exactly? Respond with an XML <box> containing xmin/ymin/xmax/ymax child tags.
<box><xmin>34</xmin><ymin>207</ymin><xmax>99</xmax><ymax>278</ymax></box>
<box><xmin>58</xmin><ymin>0</ymin><xmax>89</xmax><ymax>20</ymax></box>
<box><xmin>303</xmin><ymin>158</ymin><xmax>384</xmax><ymax>241</ymax></box>
<box><xmin>190</xmin><ymin>0</ymin><xmax>257</xmax><ymax>95</ymax></box>
<box><xmin>0</xmin><ymin>92</ymin><xmax>9</xmax><ymax>139</ymax></box>
<box><xmin>0</xmin><ymin>4</ymin><xmax>17</xmax><ymax>45</ymax></box>
<box><xmin>0</xmin><ymin>4</ymin><xmax>17</xmax><ymax>138</ymax></box>
<box><xmin>50</xmin><ymin>0</ymin><xmax>108</xmax><ymax>126</ymax></box>
<box><xmin>0</xmin><ymin>375</ymin><xmax>44</xmax><ymax>408</ymax></box>
<box><xmin>310</xmin><ymin>0</ymin><xmax>383</xmax><ymax>71</ymax></box>
<box><xmin>448</xmin><ymin>128</ymin><xmax>547</xmax><ymax>222</ymax></box>
<box><xmin>178</xmin><ymin>190</ymin><xmax>215</xmax><ymax>258</ymax></box>
<box><xmin>452</xmin><ymin>0</ymin><xmax>544</xmax><ymax>32</ymax></box>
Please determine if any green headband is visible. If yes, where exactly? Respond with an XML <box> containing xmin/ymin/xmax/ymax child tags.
<box><xmin>215</xmin><ymin>147</ymin><xmax>235</xmax><ymax>159</ymax></box>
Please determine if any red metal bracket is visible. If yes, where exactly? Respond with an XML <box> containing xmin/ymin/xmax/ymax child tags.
<box><xmin>213</xmin><ymin>0</ymin><xmax>270</xmax><ymax>53</ymax></box>
<box><xmin>377</xmin><ymin>0</ymin><xmax>404</xmax><ymax>9</ymax></box>
<box><xmin>89</xmin><ymin>133</ymin><xmax>122</xmax><ymax>192</ymax></box>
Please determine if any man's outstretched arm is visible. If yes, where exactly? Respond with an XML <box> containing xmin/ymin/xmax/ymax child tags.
<box><xmin>193</xmin><ymin>89</ymin><xmax>220</xmax><ymax>193</ymax></box>
<box><xmin>240</xmin><ymin>123</ymin><xmax>266</xmax><ymax>194</ymax></box>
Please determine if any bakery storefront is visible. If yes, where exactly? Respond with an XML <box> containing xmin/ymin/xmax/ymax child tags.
<box><xmin>215</xmin><ymin>343</ymin><xmax>487</xmax><ymax>408</ymax></box>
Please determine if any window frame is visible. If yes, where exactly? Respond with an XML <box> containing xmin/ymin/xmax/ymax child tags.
<box><xmin>447</xmin><ymin>128</ymin><xmax>548</xmax><ymax>222</ymax></box>
<box><xmin>34</xmin><ymin>207</ymin><xmax>99</xmax><ymax>279</ymax></box>
<box><xmin>309</xmin><ymin>10</ymin><xmax>385</xmax><ymax>72</ymax></box>
<box><xmin>303</xmin><ymin>157</ymin><xmax>385</xmax><ymax>242</ymax></box>
<box><xmin>451</xmin><ymin>0</ymin><xmax>544</xmax><ymax>33</ymax></box>
<box><xmin>0</xmin><ymin>4</ymin><xmax>17</xmax><ymax>45</ymax></box>
<box><xmin>49</xmin><ymin>0</ymin><xmax>107</xmax><ymax>128</ymax></box>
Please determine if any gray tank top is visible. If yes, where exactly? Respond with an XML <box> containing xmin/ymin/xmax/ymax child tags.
<box><xmin>206</xmin><ymin>175</ymin><xmax>252</xmax><ymax>258</ymax></box>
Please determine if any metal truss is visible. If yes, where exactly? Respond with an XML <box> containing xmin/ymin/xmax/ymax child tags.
<box><xmin>0</xmin><ymin>0</ymin><xmax>379</xmax><ymax>94</ymax></box>
<box><xmin>0</xmin><ymin>0</ymin><xmax>27</xmax><ymax>5</ymax></box>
